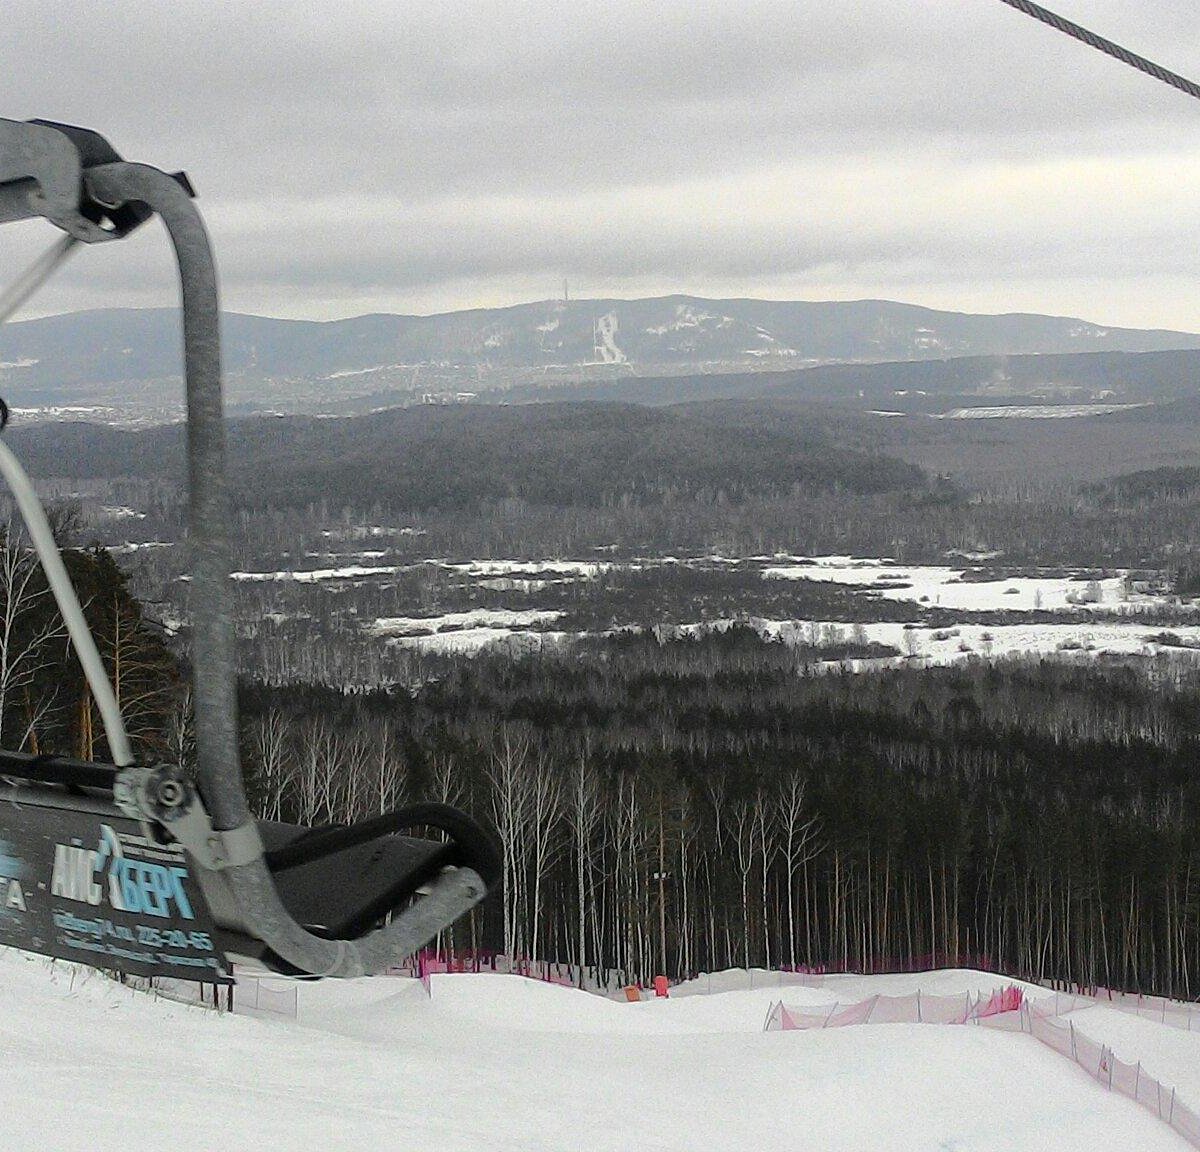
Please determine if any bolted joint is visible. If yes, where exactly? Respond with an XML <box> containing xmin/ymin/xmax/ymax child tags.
<box><xmin>114</xmin><ymin>762</ymin><xmax>263</xmax><ymax>872</ymax></box>
<box><xmin>114</xmin><ymin>762</ymin><xmax>195</xmax><ymax>826</ymax></box>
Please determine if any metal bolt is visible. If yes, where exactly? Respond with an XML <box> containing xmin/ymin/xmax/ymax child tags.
<box><xmin>156</xmin><ymin>779</ymin><xmax>186</xmax><ymax>807</ymax></box>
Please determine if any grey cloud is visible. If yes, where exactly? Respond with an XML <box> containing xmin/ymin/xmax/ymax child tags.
<box><xmin>4</xmin><ymin>1</ymin><xmax>1200</xmax><ymax>327</ymax></box>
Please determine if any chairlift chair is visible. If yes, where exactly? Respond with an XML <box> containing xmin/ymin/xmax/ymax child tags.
<box><xmin>0</xmin><ymin>118</ymin><xmax>500</xmax><ymax>981</ymax></box>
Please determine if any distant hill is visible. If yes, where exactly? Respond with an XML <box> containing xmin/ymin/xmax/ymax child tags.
<box><xmin>1084</xmin><ymin>465</ymin><xmax>1200</xmax><ymax>506</ymax></box>
<box><xmin>3</xmin><ymin>298</ymin><xmax>1200</xmax><ymax>413</ymax></box>
<box><xmin>9</xmin><ymin>401</ymin><xmax>928</xmax><ymax>512</ymax></box>
<box><xmin>499</xmin><ymin>349</ymin><xmax>1200</xmax><ymax>411</ymax></box>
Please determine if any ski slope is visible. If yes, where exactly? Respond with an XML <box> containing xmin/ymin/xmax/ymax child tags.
<box><xmin>0</xmin><ymin>952</ymin><xmax>1193</xmax><ymax>1151</ymax></box>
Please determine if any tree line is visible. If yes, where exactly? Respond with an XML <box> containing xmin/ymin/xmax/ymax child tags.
<box><xmin>238</xmin><ymin>631</ymin><xmax>1200</xmax><ymax>997</ymax></box>
<box><xmin>0</xmin><ymin>520</ymin><xmax>177</xmax><ymax>762</ymax></box>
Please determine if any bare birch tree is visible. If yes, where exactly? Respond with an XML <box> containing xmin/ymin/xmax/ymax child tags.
<box><xmin>777</xmin><ymin>772</ymin><xmax>821</xmax><ymax>969</ymax></box>
<box><xmin>486</xmin><ymin>727</ymin><xmax>534</xmax><ymax>956</ymax></box>
<box><xmin>565</xmin><ymin>748</ymin><xmax>603</xmax><ymax>970</ymax></box>
<box><xmin>0</xmin><ymin>525</ymin><xmax>65</xmax><ymax>751</ymax></box>
<box><xmin>526</xmin><ymin>752</ymin><xmax>564</xmax><ymax>962</ymax></box>
<box><xmin>251</xmin><ymin>708</ymin><xmax>292</xmax><ymax>821</ymax></box>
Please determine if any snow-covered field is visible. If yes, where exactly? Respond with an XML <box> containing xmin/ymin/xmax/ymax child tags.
<box><xmin>763</xmin><ymin>556</ymin><xmax>1142</xmax><ymax>613</ymax></box>
<box><xmin>1</xmin><ymin>952</ymin><xmax>1194</xmax><ymax>1151</ymax></box>
<box><xmin>217</xmin><ymin>552</ymin><xmax>1200</xmax><ymax>664</ymax></box>
<box><xmin>369</xmin><ymin>608</ymin><xmax>564</xmax><ymax>637</ymax></box>
<box><xmin>939</xmin><ymin>404</ymin><xmax>1145</xmax><ymax>419</ymax></box>
<box><xmin>229</xmin><ymin>553</ymin><xmax>1177</xmax><ymax>615</ymax></box>
<box><xmin>752</xmin><ymin>619</ymin><xmax>1200</xmax><ymax>666</ymax></box>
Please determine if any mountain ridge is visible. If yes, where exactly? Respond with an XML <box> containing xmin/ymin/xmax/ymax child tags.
<box><xmin>4</xmin><ymin>297</ymin><xmax>1200</xmax><ymax>413</ymax></box>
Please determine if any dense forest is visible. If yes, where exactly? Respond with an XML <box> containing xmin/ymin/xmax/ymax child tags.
<box><xmin>11</xmin><ymin>401</ymin><xmax>927</xmax><ymax>510</ymax></box>
<box><xmin>18</xmin><ymin>397</ymin><xmax>1200</xmax><ymax>573</ymax></box>
<box><xmin>237</xmin><ymin>631</ymin><xmax>1200</xmax><ymax>998</ymax></box>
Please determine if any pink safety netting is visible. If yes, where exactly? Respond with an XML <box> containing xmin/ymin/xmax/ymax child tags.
<box><xmin>765</xmin><ymin>981</ymin><xmax>1200</xmax><ymax>1149</ymax></box>
<box><xmin>765</xmin><ymin>989</ymin><xmax>1008</xmax><ymax>1031</ymax></box>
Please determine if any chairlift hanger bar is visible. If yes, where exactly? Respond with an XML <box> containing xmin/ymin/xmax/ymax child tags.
<box><xmin>0</xmin><ymin>118</ymin><xmax>499</xmax><ymax>977</ymax></box>
<box><xmin>995</xmin><ymin>0</ymin><xmax>1200</xmax><ymax>104</ymax></box>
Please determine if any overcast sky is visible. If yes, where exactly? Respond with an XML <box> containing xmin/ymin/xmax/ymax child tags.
<box><xmin>5</xmin><ymin>0</ymin><xmax>1200</xmax><ymax>330</ymax></box>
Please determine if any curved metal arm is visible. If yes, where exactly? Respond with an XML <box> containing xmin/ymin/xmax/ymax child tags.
<box><xmin>87</xmin><ymin>163</ymin><xmax>245</xmax><ymax>829</ymax></box>
<box><xmin>84</xmin><ymin>162</ymin><xmax>485</xmax><ymax>977</ymax></box>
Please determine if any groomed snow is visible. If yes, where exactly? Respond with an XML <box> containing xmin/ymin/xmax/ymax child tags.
<box><xmin>0</xmin><ymin>952</ymin><xmax>1190</xmax><ymax>1151</ymax></box>
<box><xmin>1062</xmin><ymin>1005</ymin><xmax>1200</xmax><ymax>1107</ymax></box>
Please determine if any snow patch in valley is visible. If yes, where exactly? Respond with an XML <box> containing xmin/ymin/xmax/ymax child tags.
<box><xmin>320</xmin><ymin>526</ymin><xmax>426</xmax><ymax>539</ymax></box>
<box><xmin>438</xmin><ymin>559</ymin><xmax>613</xmax><ymax>578</ymax></box>
<box><xmin>369</xmin><ymin>608</ymin><xmax>564</xmax><ymax>637</ymax></box>
<box><xmin>324</xmin><ymin>364</ymin><xmax>403</xmax><ymax>380</ymax></box>
<box><xmin>108</xmin><ymin>541</ymin><xmax>175</xmax><ymax>555</ymax></box>
<box><xmin>763</xmin><ymin>558</ymin><xmax>1165</xmax><ymax>614</ymax></box>
<box><xmin>388</xmin><ymin>627</ymin><xmax>571</xmax><ymax>655</ymax></box>
<box><xmin>231</xmin><ymin>563</ymin><xmax>410</xmax><ymax>583</ymax></box>
<box><xmin>940</xmin><ymin>404</ymin><xmax>1145</xmax><ymax>419</ymax></box>
<box><xmin>99</xmin><ymin>505</ymin><xmax>146</xmax><ymax>520</ymax></box>
<box><xmin>681</xmin><ymin>618</ymin><xmax>1200</xmax><ymax>667</ymax></box>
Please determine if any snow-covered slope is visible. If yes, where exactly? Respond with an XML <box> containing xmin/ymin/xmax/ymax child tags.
<box><xmin>0</xmin><ymin>951</ymin><xmax>1189</xmax><ymax>1151</ymax></box>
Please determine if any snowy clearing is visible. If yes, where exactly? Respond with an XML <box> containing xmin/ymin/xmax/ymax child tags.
<box><xmin>231</xmin><ymin>563</ymin><xmax>411</xmax><ymax>583</ymax></box>
<box><xmin>108</xmin><ymin>540</ymin><xmax>175</xmax><ymax>555</ymax></box>
<box><xmin>390</xmin><ymin>628</ymin><xmax>572</xmax><ymax>655</ymax></box>
<box><xmin>749</xmin><ymin>619</ymin><xmax>1200</xmax><ymax>665</ymax></box>
<box><xmin>939</xmin><ymin>404</ymin><xmax>1145</xmax><ymax>419</ymax></box>
<box><xmin>369</xmin><ymin>609</ymin><xmax>564</xmax><ymax>637</ymax></box>
<box><xmin>763</xmin><ymin>557</ymin><xmax>1169</xmax><ymax>613</ymax></box>
<box><xmin>0</xmin><ymin>952</ymin><xmax>1193</xmax><ymax>1151</ymax></box>
<box><xmin>437</xmin><ymin>559</ymin><xmax>614</xmax><ymax>578</ymax></box>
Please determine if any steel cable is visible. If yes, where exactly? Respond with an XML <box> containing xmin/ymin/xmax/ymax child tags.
<box><xmin>0</xmin><ymin>233</ymin><xmax>78</xmax><ymax>326</ymax></box>
<box><xmin>996</xmin><ymin>0</ymin><xmax>1200</xmax><ymax>104</ymax></box>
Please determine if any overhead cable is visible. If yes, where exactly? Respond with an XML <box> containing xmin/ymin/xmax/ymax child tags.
<box><xmin>996</xmin><ymin>0</ymin><xmax>1200</xmax><ymax>103</ymax></box>
<box><xmin>0</xmin><ymin>234</ymin><xmax>77</xmax><ymax>326</ymax></box>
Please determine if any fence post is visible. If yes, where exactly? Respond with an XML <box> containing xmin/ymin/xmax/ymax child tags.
<box><xmin>1170</xmin><ymin>1087</ymin><xmax>1176</xmax><ymax>1125</ymax></box>
<box><xmin>1134</xmin><ymin>1062</ymin><xmax>1141</xmax><ymax>1100</ymax></box>
<box><xmin>916</xmin><ymin>989</ymin><xmax>922</xmax><ymax>1023</ymax></box>
<box><xmin>1069</xmin><ymin>1021</ymin><xmax>1077</xmax><ymax>1062</ymax></box>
